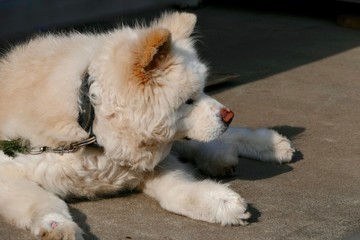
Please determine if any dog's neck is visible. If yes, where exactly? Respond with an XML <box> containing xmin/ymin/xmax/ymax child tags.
<box><xmin>0</xmin><ymin>72</ymin><xmax>100</xmax><ymax>157</ymax></box>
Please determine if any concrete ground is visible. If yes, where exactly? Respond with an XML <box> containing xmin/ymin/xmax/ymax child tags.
<box><xmin>1</xmin><ymin>3</ymin><xmax>360</xmax><ymax>240</ymax></box>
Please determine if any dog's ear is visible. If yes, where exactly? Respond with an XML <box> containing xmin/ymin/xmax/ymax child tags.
<box><xmin>151</xmin><ymin>12</ymin><xmax>196</xmax><ymax>40</ymax></box>
<box><xmin>133</xmin><ymin>28</ymin><xmax>171</xmax><ymax>84</ymax></box>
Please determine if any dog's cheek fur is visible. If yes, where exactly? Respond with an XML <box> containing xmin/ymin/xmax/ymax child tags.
<box><xmin>91</xmin><ymin>101</ymin><xmax>176</xmax><ymax>171</ymax></box>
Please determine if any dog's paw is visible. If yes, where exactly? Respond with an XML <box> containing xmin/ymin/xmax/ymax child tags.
<box><xmin>191</xmin><ymin>181</ymin><xmax>251</xmax><ymax>225</ymax></box>
<box><xmin>200</xmin><ymin>163</ymin><xmax>239</xmax><ymax>178</ymax></box>
<box><xmin>212</xmin><ymin>189</ymin><xmax>251</xmax><ymax>226</ymax></box>
<box><xmin>196</xmin><ymin>141</ymin><xmax>239</xmax><ymax>177</ymax></box>
<box><xmin>268</xmin><ymin>131</ymin><xmax>295</xmax><ymax>162</ymax></box>
<box><xmin>250</xmin><ymin>129</ymin><xmax>294</xmax><ymax>163</ymax></box>
<box><xmin>39</xmin><ymin>221</ymin><xmax>83</xmax><ymax>240</ymax></box>
<box><xmin>35</xmin><ymin>214</ymin><xmax>83</xmax><ymax>240</ymax></box>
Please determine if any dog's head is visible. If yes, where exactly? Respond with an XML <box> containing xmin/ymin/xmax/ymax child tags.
<box><xmin>88</xmin><ymin>12</ymin><xmax>234</xmax><ymax>168</ymax></box>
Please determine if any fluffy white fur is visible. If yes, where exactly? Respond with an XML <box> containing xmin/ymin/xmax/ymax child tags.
<box><xmin>0</xmin><ymin>12</ymin><xmax>294</xmax><ymax>240</ymax></box>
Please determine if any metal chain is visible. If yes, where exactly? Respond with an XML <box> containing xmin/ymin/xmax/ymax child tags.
<box><xmin>28</xmin><ymin>136</ymin><xmax>97</xmax><ymax>155</ymax></box>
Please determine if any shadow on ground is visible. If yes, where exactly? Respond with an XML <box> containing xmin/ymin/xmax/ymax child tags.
<box><xmin>218</xmin><ymin>125</ymin><xmax>305</xmax><ymax>181</ymax></box>
<box><xmin>70</xmin><ymin>207</ymin><xmax>99</xmax><ymax>240</ymax></box>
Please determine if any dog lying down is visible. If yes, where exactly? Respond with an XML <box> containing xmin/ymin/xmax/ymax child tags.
<box><xmin>0</xmin><ymin>12</ymin><xmax>294</xmax><ymax>240</ymax></box>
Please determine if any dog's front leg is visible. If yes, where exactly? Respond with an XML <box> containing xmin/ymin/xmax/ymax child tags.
<box><xmin>0</xmin><ymin>161</ymin><xmax>83</xmax><ymax>240</ymax></box>
<box><xmin>141</xmin><ymin>155</ymin><xmax>250</xmax><ymax>226</ymax></box>
<box><xmin>217</xmin><ymin>127</ymin><xmax>295</xmax><ymax>162</ymax></box>
<box><xmin>172</xmin><ymin>127</ymin><xmax>295</xmax><ymax>177</ymax></box>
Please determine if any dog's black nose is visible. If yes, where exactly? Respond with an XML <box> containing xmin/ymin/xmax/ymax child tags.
<box><xmin>220</xmin><ymin>108</ymin><xmax>234</xmax><ymax>124</ymax></box>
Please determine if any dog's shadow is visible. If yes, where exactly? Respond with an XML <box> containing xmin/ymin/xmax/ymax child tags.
<box><xmin>247</xmin><ymin>204</ymin><xmax>261</xmax><ymax>224</ymax></box>
<box><xmin>67</xmin><ymin>192</ymin><xmax>138</xmax><ymax>240</ymax></box>
<box><xmin>69</xmin><ymin>207</ymin><xmax>100</xmax><ymax>240</ymax></box>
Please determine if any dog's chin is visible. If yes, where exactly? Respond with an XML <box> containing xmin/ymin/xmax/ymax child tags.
<box><xmin>184</xmin><ymin>124</ymin><xmax>229</xmax><ymax>142</ymax></box>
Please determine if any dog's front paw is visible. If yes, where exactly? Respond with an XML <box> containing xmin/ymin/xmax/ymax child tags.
<box><xmin>192</xmin><ymin>181</ymin><xmax>251</xmax><ymax>225</ymax></box>
<box><xmin>39</xmin><ymin>221</ymin><xmax>83</xmax><ymax>240</ymax></box>
<box><xmin>233</xmin><ymin>128</ymin><xmax>295</xmax><ymax>163</ymax></box>
<box><xmin>188</xmin><ymin>140</ymin><xmax>240</xmax><ymax>177</ymax></box>
<box><xmin>199</xmin><ymin>150</ymin><xmax>239</xmax><ymax>177</ymax></box>
<box><xmin>251</xmin><ymin>129</ymin><xmax>294</xmax><ymax>163</ymax></box>
<box><xmin>35</xmin><ymin>214</ymin><xmax>83</xmax><ymax>240</ymax></box>
<box><xmin>212</xmin><ymin>189</ymin><xmax>250</xmax><ymax>226</ymax></box>
<box><xmin>269</xmin><ymin>131</ymin><xmax>295</xmax><ymax>162</ymax></box>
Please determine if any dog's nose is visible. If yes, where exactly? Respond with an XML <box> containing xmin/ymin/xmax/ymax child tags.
<box><xmin>220</xmin><ymin>108</ymin><xmax>234</xmax><ymax>124</ymax></box>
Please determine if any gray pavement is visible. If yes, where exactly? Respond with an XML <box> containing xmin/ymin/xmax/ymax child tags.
<box><xmin>1</xmin><ymin>4</ymin><xmax>360</xmax><ymax>240</ymax></box>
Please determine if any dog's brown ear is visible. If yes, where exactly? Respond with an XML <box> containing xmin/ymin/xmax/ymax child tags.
<box><xmin>133</xmin><ymin>28</ymin><xmax>171</xmax><ymax>84</ymax></box>
<box><xmin>151</xmin><ymin>12</ymin><xmax>196</xmax><ymax>40</ymax></box>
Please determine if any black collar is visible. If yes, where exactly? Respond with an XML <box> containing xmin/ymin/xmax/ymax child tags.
<box><xmin>78</xmin><ymin>72</ymin><xmax>95</xmax><ymax>135</ymax></box>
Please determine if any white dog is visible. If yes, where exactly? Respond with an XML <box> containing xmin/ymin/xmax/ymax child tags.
<box><xmin>0</xmin><ymin>12</ymin><xmax>294</xmax><ymax>240</ymax></box>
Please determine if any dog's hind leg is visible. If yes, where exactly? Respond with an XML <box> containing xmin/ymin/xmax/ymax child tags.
<box><xmin>172</xmin><ymin>127</ymin><xmax>295</xmax><ymax>177</ymax></box>
<box><xmin>0</xmin><ymin>159</ymin><xmax>83</xmax><ymax>239</ymax></box>
<box><xmin>142</xmin><ymin>155</ymin><xmax>250</xmax><ymax>225</ymax></box>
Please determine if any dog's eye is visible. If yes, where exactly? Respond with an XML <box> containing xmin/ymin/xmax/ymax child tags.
<box><xmin>185</xmin><ymin>98</ymin><xmax>194</xmax><ymax>105</ymax></box>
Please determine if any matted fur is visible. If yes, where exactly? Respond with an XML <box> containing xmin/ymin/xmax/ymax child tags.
<box><xmin>0</xmin><ymin>12</ymin><xmax>294</xmax><ymax>240</ymax></box>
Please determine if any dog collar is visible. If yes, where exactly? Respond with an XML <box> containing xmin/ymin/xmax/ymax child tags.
<box><xmin>78</xmin><ymin>72</ymin><xmax>95</xmax><ymax>134</ymax></box>
<box><xmin>0</xmin><ymin>72</ymin><xmax>100</xmax><ymax>157</ymax></box>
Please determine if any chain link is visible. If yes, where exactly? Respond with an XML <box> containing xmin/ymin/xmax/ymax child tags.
<box><xmin>28</xmin><ymin>136</ymin><xmax>97</xmax><ymax>155</ymax></box>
